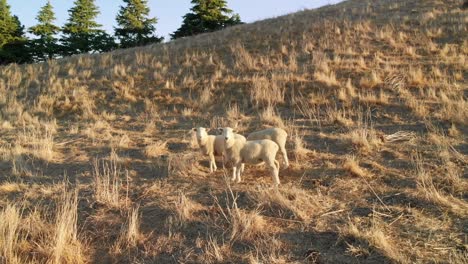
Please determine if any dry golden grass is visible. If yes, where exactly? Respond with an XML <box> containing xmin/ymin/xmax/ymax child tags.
<box><xmin>413</xmin><ymin>153</ymin><xmax>468</xmax><ymax>216</ymax></box>
<box><xmin>113</xmin><ymin>205</ymin><xmax>142</xmax><ymax>254</ymax></box>
<box><xmin>0</xmin><ymin>204</ymin><xmax>22</xmax><ymax>264</ymax></box>
<box><xmin>214</xmin><ymin>186</ymin><xmax>269</xmax><ymax>243</ymax></box>
<box><xmin>292</xmin><ymin>130</ymin><xmax>310</xmax><ymax>162</ymax></box>
<box><xmin>144</xmin><ymin>140</ymin><xmax>168</xmax><ymax>157</ymax></box>
<box><xmin>173</xmin><ymin>192</ymin><xmax>204</xmax><ymax>225</ymax></box>
<box><xmin>50</xmin><ymin>188</ymin><xmax>84</xmax><ymax>264</ymax></box>
<box><xmin>343</xmin><ymin>155</ymin><xmax>370</xmax><ymax>178</ymax></box>
<box><xmin>0</xmin><ymin>186</ymin><xmax>85</xmax><ymax>263</ymax></box>
<box><xmin>343</xmin><ymin>217</ymin><xmax>408</xmax><ymax>263</ymax></box>
<box><xmin>0</xmin><ymin>0</ymin><xmax>466</xmax><ymax>262</ymax></box>
<box><xmin>93</xmin><ymin>156</ymin><xmax>129</xmax><ymax>209</ymax></box>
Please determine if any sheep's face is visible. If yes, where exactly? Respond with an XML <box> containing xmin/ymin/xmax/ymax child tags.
<box><xmin>221</xmin><ymin>127</ymin><xmax>235</xmax><ymax>148</ymax></box>
<box><xmin>193</xmin><ymin>127</ymin><xmax>208</xmax><ymax>144</ymax></box>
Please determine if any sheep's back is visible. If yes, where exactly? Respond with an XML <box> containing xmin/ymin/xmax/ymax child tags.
<box><xmin>247</xmin><ymin>128</ymin><xmax>287</xmax><ymax>146</ymax></box>
<box><xmin>240</xmin><ymin>139</ymin><xmax>278</xmax><ymax>164</ymax></box>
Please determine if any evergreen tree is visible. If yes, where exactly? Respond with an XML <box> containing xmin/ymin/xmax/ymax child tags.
<box><xmin>29</xmin><ymin>0</ymin><xmax>60</xmax><ymax>60</ymax></box>
<box><xmin>171</xmin><ymin>0</ymin><xmax>242</xmax><ymax>39</ymax></box>
<box><xmin>61</xmin><ymin>0</ymin><xmax>116</xmax><ymax>55</ymax></box>
<box><xmin>115</xmin><ymin>0</ymin><xmax>163</xmax><ymax>48</ymax></box>
<box><xmin>0</xmin><ymin>0</ymin><xmax>31</xmax><ymax>64</ymax></box>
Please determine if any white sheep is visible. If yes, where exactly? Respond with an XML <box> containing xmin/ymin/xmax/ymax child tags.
<box><xmin>247</xmin><ymin>127</ymin><xmax>289</xmax><ymax>168</ymax></box>
<box><xmin>221</xmin><ymin>127</ymin><xmax>280</xmax><ymax>186</ymax></box>
<box><xmin>193</xmin><ymin>127</ymin><xmax>225</xmax><ymax>172</ymax></box>
<box><xmin>193</xmin><ymin>127</ymin><xmax>246</xmax><ymax>173</ymax></box>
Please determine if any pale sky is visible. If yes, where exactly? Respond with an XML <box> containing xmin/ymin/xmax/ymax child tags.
<box><xmin>10</xmin><ymin>0</ymin><xmax>343</xmax><ymax>41</ymax></box>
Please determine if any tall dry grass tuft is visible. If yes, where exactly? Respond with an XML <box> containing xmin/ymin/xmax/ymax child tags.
<box><xmin>343</xmin><ymin>155</ymin><xmax>370</xmax><ymax>178</ymax></box>
<box><xmin>0</xmin><ymin>204</ymin><xmax>22</xmax><ymax>264</ymax></box>
<box><xmin>201</xmin><ymin>235</ymin><xmax>228</xmax><ymax>263</ymax></box>
<box><xmin>173</xmin><ymin>192</ymin><xmax>203</xmax><ymax>225</ymax></box>
<box><xmin>144</xmin><ymin>141</ymin><xmax>168</xmax><ymax>158</ymax></box>
<box><xmin>50</xmin><ymin>188</ymin><xmax>85</xmax><ymax>264</ymax></box>
<box><xmin>250</xmin><ymin>75</ymin><xmax>285</xmax><ymax>107</ymax></box>
<box><xmin>113</xmin><ymin>205</ymin><xmax>142</xmax><ymax>254</ymax></box>
<box><xmin>260</xmin><ymin>105</ymin><xmax>285</xmax><ymax>128</ymax></box>
<box><xmin>366</xmin><ymin>219</ymin><xmax>407</xmax><ymax>263</ymax></box>
<box><xmin>229</xmin><ymin>208</ymin><xmax>265</xmax><ymax>242</ymax></box>
<box><xmin>215</xmin><ymin>188</ymin><xmax>267</xmax><ymax>243</ymax></box>
<box><xmin>249</xmin><ymin>185</ymin><xmax>326</xmax><ymax>222</ymax></box>
<box><xmin>232</xmin><ymin>42</ymin><xmax>256</xmax><ymax>70</ymax></box>
<box><xmin>438</xmin><ymin>96</ymin><xmax>468</xmax><ymax>125</ymax></box>
<box><xmin>326</xmin><ymin>106</ymin><xmax>354</xmax><ymax>127</ymax></box>
<box><xmin>292</xmin><ymin>129</ymin><xmax>310</xmax><ymax>162</ymax></box>
<box><xmin>93</xmin><ymin>155</ymin><xmax>129</xmax><ymax>209</ymax></box>
<box><xmin>359</xmin><ymin>71</ymin><xmax>382</xmax><ymax>89</ymax></box>
<box><xmin>346</xmin><ymin>109</ymin><xmax>382</xmax><ymax>153</ymax></box>
<box><xmin>342</xmin><ymin>217</ymin><xmax>408</xmax><ymax>263</ymax></box>
<box><xmin>17</xmin><ymin>124</ymin><xmax>56</xmax><ymax>162</ymax></box>
<box><xmin>347</xmin><ymin>128</ymin><xmax>382</xmax><ymax>153</ymax></box>
<box><xmin>413</xmin><ymin>153</ymin><xmax>468</xmax><ymax>216</ymax></box>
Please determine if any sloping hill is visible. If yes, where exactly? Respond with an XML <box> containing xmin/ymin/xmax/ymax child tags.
<box><xmin>0</xmin><ymin>0</ymin><xmax>466</xmax><ymax>263</ymax></box>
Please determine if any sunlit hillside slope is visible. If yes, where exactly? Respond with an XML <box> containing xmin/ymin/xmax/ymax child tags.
<box><xmin>0</xmin><ymin>0</ymin><xmax>466</xmax><ymax>263</ymax></box>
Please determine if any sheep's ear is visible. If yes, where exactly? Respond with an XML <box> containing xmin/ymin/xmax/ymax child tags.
<box><xmin>218</xmin><ymin>128</ymin><xmax>223</xmax><ymax>132</ymax></box>
<box><xmin>192</xmin><ymin>128</ymin><xmax>197</xmax><ymax>132</ymax></box>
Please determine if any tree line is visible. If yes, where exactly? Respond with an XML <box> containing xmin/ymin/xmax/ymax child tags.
<box><xmin>0</xmin><ymin>0</ymin><xmax>242</xmax><ymax>64</ymax></box>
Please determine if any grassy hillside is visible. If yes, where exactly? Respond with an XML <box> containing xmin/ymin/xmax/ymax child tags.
<box><xmin>0</xmin><ymin>0</ymin><xmax>467</xmax><ymax>263</ymax></box>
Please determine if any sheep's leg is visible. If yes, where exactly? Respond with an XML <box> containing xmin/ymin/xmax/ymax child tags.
<box><xmin>236</xmin><ymin>163</ymin><xmax>243</xmax><ymax>183</ymax></box>
<box><xmin>231</xmin><ymin>166</ymin><xmax>237</xmax><ymax>181</ymax></box>
<box><xmin>280</xmin><ymin>146</ymin><xmax>289</xmax><ymax>168</ymax></box>
<box><xmin>240</xmin><ymin>163</ymin><xmax>245</xmax><ymax>175</ymax></box>
<box><xmin>221</xmin><ymin>154</ymin><xmax>225</xmax><ymax>169</ymax></box>
<box><xmin>268</xmin><ymin>160</ymin><xmax>280</xmax><ymax>186</ymax></box>
<box><xmin>209</xmin><ymin>153</ymin><xmax>216</xmax><ymax>172</ymax></box>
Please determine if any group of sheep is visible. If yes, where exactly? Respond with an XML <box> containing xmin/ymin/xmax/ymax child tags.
<box><xmin>192</xmin><ymin>126</ymin><xmax>289</xmax><ymax>186</ymax></box>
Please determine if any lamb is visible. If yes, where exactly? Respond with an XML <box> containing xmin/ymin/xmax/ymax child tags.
<box><xmin>193</xmin><ymin>127</ymin><xmax>246</xmax><ymax>173</ymax></box>
<box><xmin>221</xmin><ymin>127</ymin><xmax>280</xmax><ymax>186</ymax></box>
<box><xmin>247</xmin><ymin>127</ymin><xmax>289</xmax><ymax>168</ymax></box>
<box><xmin>193</xmin><ymin>127</ymin><xmax>225</xmax><ymax>172</ymax></box>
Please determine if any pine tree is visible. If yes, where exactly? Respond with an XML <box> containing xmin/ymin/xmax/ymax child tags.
<box><xmin>171</xmin><ymin>0</ymin><xmax>242</xmax><ymax>39</ymax></box>
<box><xmin>29</xmin><ymin>0</ymin><xmax>60</xmax><ymax>60</ymax></box>
<box><xmin>115</xmin><ymin>0</ymin><xmax>163</xmax><ymax>48</ymax></box>
<box><xmin>0</xmin><ymin>0</ymin><xmax>31</xmax><ymax>64</ymax></box>
<box><xmin>61</xmin><ymin>0</ymin><xmax>116</xmax><ymax>55</ymax></box>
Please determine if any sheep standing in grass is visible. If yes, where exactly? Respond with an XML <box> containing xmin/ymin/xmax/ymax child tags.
<box><xmin>193</xmin><ymin>127</ymin><xmax>246</xmax><ymax>173</ymax></box>
<box><xmin>193</xmin><ymin>127</ymin><xmax>225</xmax><ymax>172</ymax></box>
<box><xmin>221</xmin><ymin>127</ymin><xmax>280</xmax><ymax>186</ymax></box>
<box><xmin>247</xmin><ymin>127</ymin><xmax>289</xmax><ymax>168</ymax></box>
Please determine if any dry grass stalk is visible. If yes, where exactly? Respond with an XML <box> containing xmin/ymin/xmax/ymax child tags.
<box><xmin>93</xmin><ymin>157</ymin><xmax>129</xmax><ymax>209</ymax></box>
<box><xmin>0</xmin><ymin>204</ymin><xmax>22</xmax><ymax>264</ymax></box>
<box><xmin>260</xmin><ymin>105</ymin><xmax>285</xmax><ymax>128</ymax></box>
<box><xmin>250</xmin><ymin>75</ymin><xmax>285</xmax><ymax>107</ymax></box>
<box><xmin>145</xmin><ymin>141</ymin><xmax>168</xmax><ymax>158</ymax></box>
<box><xmin>174</xmin><ymin>192</ymin><xmax>203</xmax><ymax>225</ymax></box>
<box><xmin>50</xmin><ymin>188</ymin><xmax>85</xmax><ymax>264</ymax></box>
<box><xmin>291</xmin><ymin>129</ymin><xmax>310</xmax><ymax>162</ymax></box>
<box><xmin>213</xmin><ymin>182</ymin><xmax>268</xmax><ymax>243</ymax></box>
<box><xmin>249</xmin><ymin>186</ymin><xmax>324</xmax><ymax>222</ymax></box>
<box><xmin>343</xmin><ymin>156</ymin><xmax>369</xmax><ymax>178</ymax></box>
<box><xmin>343</xmin><ymin>218</ymin><xmax>407</xmax><ymax>263</ymax></box>
<box><xmin>327</xmin><ymin>107</ymin><xmax>354</xmax><ymax>127</ymax></box>
<box><xmin>113</xmin><ymin>205</ymin><xmax>142</xmax><ymax>254</ymax></box>
<box><xmin>413</xmin><ymin>154</ymin><xmax>468</xmax><ymax>216</ymax></box>
<box><xmin>202</xmin><ymin>236</ymin><xmax>226</xmax><ymax>263</ymax></box>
